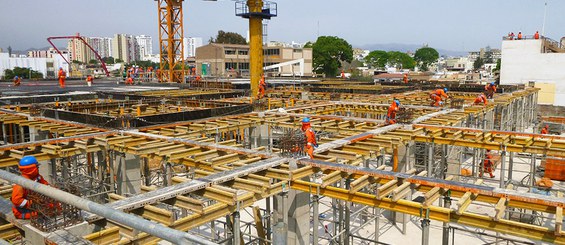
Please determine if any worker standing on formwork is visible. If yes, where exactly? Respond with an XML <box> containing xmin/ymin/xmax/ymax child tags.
<box><xmin>430</xmin><ymin>88</ymin><xmax>449</xmax><ymax>107</ymax></box>
<box><xmin>385</xmin><ymin>99</ymin><xmax>400</xmax><ymax>125</ymax></box>
<box><xmin>485</xmin><ymin>82</ymin><xmax>497</xmax><ymax>99</ymax></box>
<box><xmin>86</xmin><ymin>75</ymin><xmax>93</xmax><ymax>87</ymax></box>
<box><xmin>302</xmin><ymin>118</ymin><xmax>318</xmax><ymax>159</ymax></box>
<box><xmin>480</xmin><ymin>150</ymin><xmax>495</xmax><ymax>178</ymax></box>
<box><xmin>11</xmin><ymin>156</ymin><xmax>49</xmax><ymax>219</ymax></box>
<box><xmin>13</xmin><ymin>76</ymin><xmax>21</xmax><ymax>87</ymax></box>
<box><xmin>58</xmin><ymin>67</ymin><xmax>66</xmax><ymax>88</ymax></box>
<box><xmin>541</xmin><ymin>125</ymin><xmax>549</xmax><ymax>134</ymax></box>
<box><xmin>403</xmin><ymin>73</ymin><xmax>408</xmax><ymax>84</ymax></box>
<box><xmin>257</xmin><ymin>74</ymin><xmax>267</xmax><ymax>100</ymax></box>
<box><xmin>473</xmin><ymin>93</ymin><xmax>488</xmax><ymax>106</ymax></box>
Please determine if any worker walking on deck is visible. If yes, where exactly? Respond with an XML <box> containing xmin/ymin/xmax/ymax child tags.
<box><xmin>485</xmin><ymin>82</ymin><xmax>497</xmax><ymax>99</ymax></box>
<box><xmin>86</xmin><ymin>75</ymin><xmax>93</xmax><ymax>87</ymax></box>
<box><xmin>474</xmin><ymin>93</ymin><xmax>488</xmax><ymax>106</ymax></box>
<box><xmin>403</xmin><ymin>74</ymin><xmax>408</xmax><ymax>84</ymax></box>
<box><xmin>517</xmin><ymin>32</ymin><xmax>523</xmax><ymax>40</ymax></box>
<box><xmin>534</xmin><ymin>31</ymin><xmax>540</xmax><ymax>40</ymax></box>
<box><xmin>257</xmin><ymin>74</ymin><xmax>267</xmax><ymax>99</ymax></box>
<box><xmin>541</xmin><ymin>125</ymin><xmax>549</xmax><ymax>134</ymax></box>
<box><xmin>58</xmin><ymin>67</ymin><xmax>66</xmax><ymax>88</ymax></box>
<box><xmin>11</xmin><ymin>156</ymin><xmax>49</xmax><ymax>219</ymax></box>
<box><xmin>430</xmin><ymin>88</ymin><xmax>449</xmax><ymax>107</ymax></box>
<box><xmin>302</xmin><ymin>118</ymin><xmax>318</xmax><ymax>159</ymax></box>
<box><xmin>481</xmin><ymin>150</ymin><xmax>495</xmax><ymax>178</ymax></box>
<box><xmin>13</xmin><ymin>76</ymin><xmax>21</xmax><ymax>87</ymax></box>
<box><xmin>386</xmin><ymin>99</ymin><xmax>400</xmax><ymax>125</ymax></box>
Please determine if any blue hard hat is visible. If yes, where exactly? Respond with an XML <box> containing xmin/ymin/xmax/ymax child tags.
<box><xmin>19</xmin><ymin>156</ymin><xmax>38</xmax><ymax>166</ymax></box>
<box><xmin>302</xmin><ymin>117</ymin><xmax>310</xmax><ymax>123</ymax></box>
<box><xmin>14</xmin><ymin>76</ymin><xmax>18</xmax><ymax>79</ymax></box>
<box><xmin>444</xmin><ymin>88</ymin><xmax>448</xmax><ymax>93</ymax></box>
<box><xmin>394</xmin><ymin>99</ymin><xmax>400</xmax><ymax>106</ymax></box>
<box><xmin>490</xmin><ymin>82</ymin><xmax>495</xmax><ymax>86</ymax></box>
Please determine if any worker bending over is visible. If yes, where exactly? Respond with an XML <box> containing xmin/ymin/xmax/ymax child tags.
<box><xmin>473</xmin><ymin>93</ymin><xmax>488</xmax><ymax>106</ymax></box>
<box><xmin>58</xmin><ymin>67</ymin><xmax>66</xmax><ymax>88</ymax></box>
<box><xmin>430</xmin><ymin>88</ymin><xmax>449</xmax><ymax>107</ymax></box>
<box><xmin>485</xmin><ymin>82</ymin><xmax>496</xmax><ymax>99</ymax></box>
<box><xmin>541</xmin><ymin>125</ymin><xmax>549</xmax><ymax>134</ymax></box>
<box><xmin>13</xmin><ymin>76</ymin><xmax>21</xmax><ymax>87</ymax></box>
<box><xmin>386</xmin><ymin>99</ymin><xmax>400</xmax><ymax>125</ymax></box>
<box><xmin>257</xmin><ymin>74</ymin><xmax>267</xmax><ymax>99</ymax></box>
<box><xmin>11</xmin><ymin>156</ymin><xmax>49</xmax><ymax>219</ymax></box>
<box><xmin>481</xmin><ymin>150</ymin><xmax>495</xmax><ymax>178</ymax></box>
<box><xmin>302</xmin><ymin>118</ymin><xmax>318</xmax><ymax>159</ymax></box>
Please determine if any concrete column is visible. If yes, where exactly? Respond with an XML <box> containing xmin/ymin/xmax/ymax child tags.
<box><xmin>233</xmin><ymin>211</ymin><xmax>241</xmax><ymax>245</ymax></box>
<box><xmin>312</xmin><ymin>194</ymin><xmax>320</xmax><ymax>245</ymax></box>
<box><xmin>508</xmin><ymin>152</ymin><xmax>514</xmax><ymax>181</ymax></box>
<box><xmin>421</xmin><ymin>217</ymin><xmax>430</xmax><ymax>245</ymax></box>
<box><xmin>530</xmin><ymin>154</ymin><xmax>536</xmax><ymax>187</ymax></box>
<box><xmin>344</xmin><ymin>179</ymin><xmax>351</xmax><ymax>245</ymax></box>
<box><xmin>442</xmin><ymin>196</ymin><xmax>452</xmax><ymax>245</ymax></box>
<box><xmin>499</xmin><ymin>151</ymin><xmax>506</xmax><ymax>188</ymax></box>
<box><xmin>114</xmin><ymin>152</ymin><xmax>141</xmax><ymax>195</ymax></box>
<box><xmin>427</xmin><ymin>143</ymin><xmax>434</xmax><ymax>177</ymax></box>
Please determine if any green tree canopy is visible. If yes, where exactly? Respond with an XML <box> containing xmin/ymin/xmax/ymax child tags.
<box><xmin>387</xmin><ymin>51</ymin><xmax>415</xmax><ymax>70</ymax></box>
<box><xmin>4</xmin><ymin>67</ymin><xmax>43</xmax><ymax>79</ymax></box>
<box><xmin>414</xmin><ymin>47</ymin><xmax>439</xmax><ymax>71</ymax></box>
<box><xmin>88</xmin><ymin>59</ymin><xmax>99</xmax><ymax>65</ymax></box>
<box><xmin>211</xmin><ymin>31</ymin><xmax>247</xmax><ymax>45</ymax></box>
<box><xmin>493</xmin><ymin>59</ymin><xmax>501</xmax><ymax>72</ymax></box>
<box><xmin>364</xmin><ymin>50</ymin><xmax>389</xmax><ymax>69</ymax></box>
<box><xmin>312</xmin><ymin>36</ymin><xmax>353</xmax><ymax>77</ymax></box>
<box><xmin>102</xmin><ymin>57</ymin><xmax>115</xmax><ymax>64</ymax></box>
<box><xmin>473</xmin><ymin>57</ymin><xmax>484</xmax><ymax>70</ymax></box>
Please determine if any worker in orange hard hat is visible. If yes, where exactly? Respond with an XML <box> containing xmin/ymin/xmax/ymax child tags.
<box><xmin>480</xmin><ymin>150</ymin><xmax>495</xmax><ymax>178</ymax></box>
<box><xmin>302</xmin><ymin>118</ymin><xmax>318</xmax><ymax>159</ymax></box>
<box><xmin>403</xmin><ymin>74</ymin><xmax>408</xmax><ymax>84</ymax></box>
<box><xmin>126</xmin><ymin>76</ymin><xmax>134</xmax><ymax>85</ymax></box>
<box><xmin>474</xmin><ymin>93</ymin><xmax>488</xmax><ymax>106</ymax></box>
<box><xmin>430</xmin><ymin>88</ymin><xmax>449</xmax><ymax>107</ymax></box>
<box><xmin>517</xmin><ymin>31</ymin><xmax>523</xmax><ymax>40</ymax></box>
<box><xmin>58</xmin><ymin>67</ymin><xmax>66</xmax><ymax>88</ymax></box>
<box><xmin>534</xmin><ymin>31</ymin><xmax>540</xmax><ymax>40</ymax></box>
<box><xmin>541</xmin><ymin>125</ymin><xmax>549</xmax><ymax>134</ymax></box>
<box><xmin>385</xmin><ymin>99</ymin><xmax>400</xmax><ymax>125</ymax></box>
<box><xmin>86</xmin><ymin>75</ymin><xmax>93</xmax><ymax>87</ymax></box>
<box><xmin>485</xmin><ymin>82</ymin><xmax>497</xmax><ymax>99</ymax></box>
<box><xmin>12</xmin><ymin>156</ymin><xmax>49</xmax><ymax>219</ymax></box>
<box><xmin>13</xmin><ymin>76</ymin><xmax>21</xmax><ymax>87</ymax></box>
<box><xmin>257</xmin><ymin>74</ymin><xmax>267</xmax><ymax>100</ymax></box>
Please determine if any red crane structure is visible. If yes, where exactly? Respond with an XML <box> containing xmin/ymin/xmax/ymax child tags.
<box><xmin>47</xmin><ymin>35</ymin><xmax>110</xmax><ymax>77</ymax></box>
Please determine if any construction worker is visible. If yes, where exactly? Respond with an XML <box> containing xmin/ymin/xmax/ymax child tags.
<box><xmin>302</xmin><ymin>118</ymin><xmax>318</xmax><ymax>159</ymax></box>
<box><xmin>473</xmin><ymin>93</ymin><xmax>488</xmax><ymax>106</ymax></box>
<box><xmin>403</xmin><ymin>73</ymin><xmax>408</xmax><ymax>84</ymax></box>
<box><xmin>481</xmin><ymin>150</ymin><xmax>495</xmax><ymax>178</ymax></box>
<box><xmin>517</xmin><ymin>31</ymin><xmax>523</xmax><ymax>40</ymax></box>
<box><xmin>126</xmin><ymin>76</ymin><xmax>134</xmax><ymax>85</ymax></box>
<box><xmin>86</xmin><ymin>75</ymin><xmax>93</xmax><ymax>87</ymax></box>
<box><xmin>386</xmin><ymin>99</ymin><xmax>400</xmax><ymax>125</ymax></box>
<box><xmin>534</xmin><ymin>31</ymin><xmax>540</xmax><ymax>40</ymax></box>
<box><xmin>257</xmin><ymin>74</ymin><xmax>267</xmax><ymax>99</ymax></box>
<box><xmin>541</xmin><ymin>125</ymin><xmax>549</xmax><ymax>134</ymax></box>
<box><xmin>58</xmin><ymin>67</ymin><xmax>66</xmax><ymax>88</ymax></box>
<box><xmin>13</xmin><ymin>76</ymin><xmax>21</xmax><ymax>87</ymax></box>
<box><xmin>485</xmin><ymin>82</ymin><xmax>497</xmax><ymax>99</ymax></box>
<box><xmin>430</xmin><ymin>88</ymin><xmax>449</xmax><ymax>107</ymax></box>
<box><xmin>11</xmin><ymin>156</ymin><xmax>49</xmax><ymax>219</ymax></box>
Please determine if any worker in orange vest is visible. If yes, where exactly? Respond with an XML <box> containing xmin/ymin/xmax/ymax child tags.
<box><xmin>302</xmin><ymin>118</ymin><xmax>318</xmax><ymax>159</ymax></box>
<box><xmin>517</xmin><ymin>32</ymin><xmax>523</xmax><ymax>40</ymax></box>
<box><xmin>534</xmin><ymin>31</ymin><xmax>540</xmax><ymax>40</ymax></box>
<box><xmin>474</xmin><ymin>93</ymin><xmax>488</xmax><ymax>106</ymax></box>
<box><xmin>403</xmin><ymin>74</ymin><xmax>408</xmax><ymax>84</ymax></box>
<box><xmin>13</xmin><ymin>76</ymin><xmax>21</xmax><ymax>87</ymax></box>
<box><xmin>385</xmin><ymin>99</ymin><xmax>400</xmax><ymax>125</ymax></box>
<box><xmin>541</xmin><ymin>125</ymin><xmax>549</xmax><ymax>134</ymax></box>
<box><xmin>485</xmin><ymin>82</ymin><xmax>497</xmax><ymax>99</ymax></box>
<box><xmin>257</xmin><ymin>74</ymin><xmax>267</xmax><ymax>99</ymax></box>
<box><xmin>480</xmin><ymin>150</ymin><xmax>495</xmax><ymax>178</ymax></box>
<box><xmin>430</xmin><ymin>88</ymin><xmax>449</xmax><ymax>107</ymax></box>
<box><xmin>86</xmin><ymin>75</ymin><xmax>93</xmax><ymax>87</ymax></box>
<box><xmin>11</xmin><ymin>156</ymin><xmax>50</xmax><ymax>219</ymax></box>
<box><xmin>58</xmin><ymin>67</ymin><xmax>66</xmax><ymax>88</ymax></box>
<box><xmin>126</xmin><ymin>76</ymin><xmax>134</xmax><ymax>85</ymax></box>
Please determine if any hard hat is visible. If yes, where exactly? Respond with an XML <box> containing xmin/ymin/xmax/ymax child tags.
<box><xmin>14</xmin><ymin>76</ymin><xmax>18</xmax><ymax>79</ymax></box>
<box><xmin>59</xmin><ymin>67</ymin><xmax>62</xmax><ymax>69</ymax></box>
<box><xmin>302</xmin><ymin>117</ymin><xmax>310</xmax><ymax>123</ymax></box>
<box><xmin>19</xmin><ymin>156</ymin><xmax>38</xmax><ymax>167</ymax></box>
<box><xmin>444</xmin><ymin>88</ymin><xmax>448</xmax><ymax>93</ymax></box>
<box><xmin>490</xmin><ymin>82</ymin><xmax>495</xmax><ymax>86</ymax></box>
<box><xmin>545</xmin><ymin>125</ymin><xmax>549</xmax><ymax>128</ymax></box>
<box><xmin>394</xmin><ymin>99</ymin><xmax>400</xmax><ymax>106</ymax></box>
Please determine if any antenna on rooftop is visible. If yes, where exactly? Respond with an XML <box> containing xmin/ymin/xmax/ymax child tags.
<box><xmin>542</xmin><ymin>1</ymin><xmax>548</xmax><ymax>35</ymax></box>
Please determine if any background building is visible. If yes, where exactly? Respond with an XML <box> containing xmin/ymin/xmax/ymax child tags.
<box><xmin>112</xmin><ymin>34</ymin><xmax>137</xmax><ymax>63</ymax></box>
<box><xmin>89</xmin><ymin>37</ymin><xmax>113</xmax><ymax>58</ymax></box>
<box><xmin>135</xmin><ymin>35</ymin><xmax>153</xmax><ymax>60</ymax></box>
<box><xmin>0</xmin><ymin>52</ymin><xmax>69</xmax><ymax>79</ymax></box>
<box><xmin>183</xmin><ymin>37</ymin><xmax>203</xmax><ymax>58</ymax></box>
<box><xmin>195</xmin><ymin>43</ymin><xmax>313</xmax><ymax>77</ymax></box>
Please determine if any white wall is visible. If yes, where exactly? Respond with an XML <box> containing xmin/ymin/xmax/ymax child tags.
<box><xmin>500</xmin><ymin>39</ymin><xmax>565</xmax><ymax>106</ymax></box>
<box><xmin>0</xmin><ymin>53</ymin><xmax>69</xmax><ymax>79</ymax></box>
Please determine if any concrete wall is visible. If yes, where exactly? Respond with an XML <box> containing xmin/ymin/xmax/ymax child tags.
<box><xmin>500</xmin><ymin>39</ymin><xmax>565</xmax><ymax>105</ymax></box>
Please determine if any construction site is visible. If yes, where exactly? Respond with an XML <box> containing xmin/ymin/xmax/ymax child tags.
<box><xmin>1</xmin><ymin>1</ymin><xmax>565</xmax><ymax>245</ymax></box>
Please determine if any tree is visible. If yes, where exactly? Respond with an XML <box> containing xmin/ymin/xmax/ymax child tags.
<box><xmin>88</xmin><ymin>59</ymin><xmax>99</xmax><ymax>65</ymax></box>
<box><xmin>493</xmin><ymin>59</ymin><xmax>501</xmax><ymax>72</ymax></box>
<box><xmin>115</xmin><ymin>58</ymin><xmax>124</xmax><ymax>63</ymax></box>
<box><xmin>473</xmin><ymin>57</ymin><xmax>484</xmax><ymax>70</ymax></box>
<box><xmin>102</xmin><ymin>57</ymin><xmax>115</xmax><ymax>64</ymax></box>
<box><xmin>211</xmin><ymin>31</ymin><xmax>247</xmax><ymax>45</ymax></box>
<box><xmin>387</xmin><ymin>51</ymin><xmax>415</xmax><ymax>70</ymax></box>
<box><xmin>4</xmin><ymin>67</ymin><xmax>43</xmax><ymax>79</ymax></box>
<box><xmin>311</xmin><ymin>36</ymin><xmax>353</xmax><ymax>77</ymax></box>
<box><xmin>414</xmin><ymin>47</ymin><xmax>439</xmax><ymax>71</ymax></box>
<box><xmin>364</xmin><ymin>50</ymin><xmax>389</xmax><ymax>69</ymax></box>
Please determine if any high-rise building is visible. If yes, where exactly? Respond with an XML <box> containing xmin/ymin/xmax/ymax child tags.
<box><xmin>183</xmin><ymin>37</ymin><xmax>203</xmax><ymax>58</ymax></box>
<box><xmin>89</xmin><ymin>37</ymin><xmax>113</xmax><ymax>58</ymax></box>
<box><xmin>112</xmin><ymin>34</ymin><xmax>137</xmax><ymax>63</ymax></box>
<box><xmin>67</xmin><ymin>33</ymin><xmax>90</xmax><ymax>63</ymax></box>
<box><xmin>136</xmin><ymin>35</ymin><xmax>153</xmax><ymax>60</ymax></box>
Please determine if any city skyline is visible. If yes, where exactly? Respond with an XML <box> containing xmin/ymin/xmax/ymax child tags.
<box><xmin>1</xmin><ymin>0</ymin><xmax>564</xmax><ymax>53</ymax></box>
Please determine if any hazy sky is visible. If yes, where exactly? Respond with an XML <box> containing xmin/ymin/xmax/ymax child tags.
<box><xmin>1</xmin><ymin>0</ymin><xmax>563</xmax><ymax>52</ymax></box>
